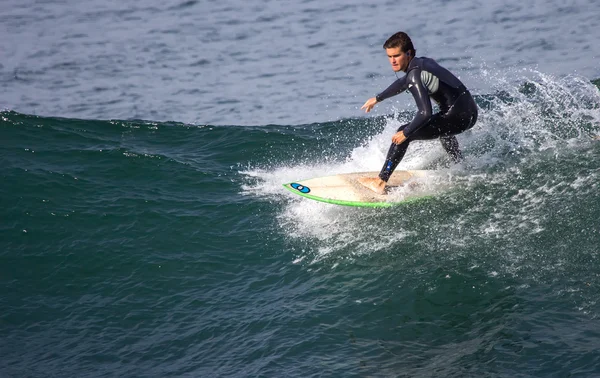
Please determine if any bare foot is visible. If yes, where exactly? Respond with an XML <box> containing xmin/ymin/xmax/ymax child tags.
<box><xmin>357</xmin><ymin>177</ymin><xmax>386</xmax><ymax>195</ymax></box>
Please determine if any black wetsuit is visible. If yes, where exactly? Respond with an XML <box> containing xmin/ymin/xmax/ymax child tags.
<box><xmin>375</xmin><ymin>56</ymin><xmax>478</xmax><ymax>181</ymax></box>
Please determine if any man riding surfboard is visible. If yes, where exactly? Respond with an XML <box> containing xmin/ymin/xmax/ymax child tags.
<box><xmin>359</xmin><ymin>32</ymin><xmax>478</xmax><ymax>194</ymax></box>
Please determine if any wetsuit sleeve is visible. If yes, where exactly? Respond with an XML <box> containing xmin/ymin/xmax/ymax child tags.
<box><xmin>375</xmin><ymin>76</ymin><xmax>408</xmax><ymax>102</ymax></box>
<box><xmin>402</xmin><ymin>69</ymin><xmax>433</xmax><ymax>137</ymax></box>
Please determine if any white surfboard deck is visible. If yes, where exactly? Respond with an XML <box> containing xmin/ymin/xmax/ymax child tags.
<box><xmin>283</xmin><ymin>170</ymin><xmax>434</xmax><ymax>208</ymax></box>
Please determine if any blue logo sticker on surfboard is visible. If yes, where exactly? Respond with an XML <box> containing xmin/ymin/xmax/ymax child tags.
<box><xmin>290</xmin><ymin>183</ymin><xmax>310</xmax><ymax>194</ymax></box>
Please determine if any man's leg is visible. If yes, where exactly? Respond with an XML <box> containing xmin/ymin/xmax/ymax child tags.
<box><xmin>412</xmin><ymin>112</ymin><xmax>469</xmax><ymax>164</ymax></box>
<box><xmin>379</xmin><ymin>139</ymin><xmax>411</xmax><ymax>182</ymax></box>
<box><xmin>358</xmin><ymin>110</ymin><xmax>468</xmax><ymax>194</ymax></box>
<box><xmin>440</xmin><ymin>136</ymin><xmax>463</xmax><ymax>163</ymax></box>
<box><xmin>358</xmin><ymin>140</ymin><xmax>411</xmax><ymax>194</ymax></box>
<box><xmin>357</xmin><ymin>124</ymin><xmax>411</xmax><ymax>194</ymax></box>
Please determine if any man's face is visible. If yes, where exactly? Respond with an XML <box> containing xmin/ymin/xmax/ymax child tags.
<box><xmin>385</xmin><ymin>47</ymin><xmax>410</xmax><ymax>72</ymax></box>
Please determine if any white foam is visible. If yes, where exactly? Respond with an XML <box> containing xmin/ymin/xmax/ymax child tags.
<box><xmin>240</xmin><ymin>68</ymin><xmax>600</xmax><ymax>266</ymax></box>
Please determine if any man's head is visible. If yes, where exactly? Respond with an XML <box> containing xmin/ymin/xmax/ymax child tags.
<box><xmin>383</xmin><ymin>32</ymin><xmax>415</xmax><ymax>72</ymax></box>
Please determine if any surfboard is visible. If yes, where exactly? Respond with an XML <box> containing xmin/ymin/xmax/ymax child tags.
<box><xmin>283</xmin><ymin>170</ymin><xmax>434</xmax><ymax>208</ymax></box>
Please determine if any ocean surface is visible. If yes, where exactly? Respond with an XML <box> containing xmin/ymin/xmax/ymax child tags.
<box><xmin>2</xmin><ymin>0</ymin><xmax>600</xmax><ymax>377</ymax></box>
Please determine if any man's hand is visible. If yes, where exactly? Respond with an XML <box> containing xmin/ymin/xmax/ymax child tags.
<box><xmin>392</xmin><ymin>131</ymin><xmax>407</xmax><ymax>145</ymax></box>
<box><xmin>361</xmin><ymin>97</ymin><xmax>378</xmax><ymax>113</ymax></box>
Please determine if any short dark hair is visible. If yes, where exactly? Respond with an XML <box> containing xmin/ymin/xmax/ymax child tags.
<box><xmin>383</xmin><ymin>32</ymin><xmax>416</xmax><ymax>56</ymax></box>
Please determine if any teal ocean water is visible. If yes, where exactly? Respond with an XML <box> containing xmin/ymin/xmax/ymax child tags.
<box><xmin>2</xmin><ymin>0</ymin><xmax>600</xmax><ymax>377</ymax></box>
<box><xmin>2</xmin><ymin>75</ymin><xmax>600</xmax><ymax>377</ymax></box>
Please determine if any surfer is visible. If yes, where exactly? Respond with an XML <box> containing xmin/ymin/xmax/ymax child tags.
<box><xmin>358</xmin><ymin>32</ymin><xmax>478</xmax><ymax>194</ymax></box>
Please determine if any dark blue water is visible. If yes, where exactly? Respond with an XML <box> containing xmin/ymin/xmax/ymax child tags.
<box><xmin>2</xmin><ymin>0</ymin><xmax>600</xmax><ymax>377</ymax></box>
<box><xmin>2</xmin><ymin>0</ymin><xmax>599</xmax><ymax>125</ymax></box>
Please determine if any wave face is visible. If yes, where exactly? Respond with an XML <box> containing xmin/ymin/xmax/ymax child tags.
<box><xmin>2</xmin><ymin>74</ymin><xmax>600</xmax><ymax>377</ymax></box>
